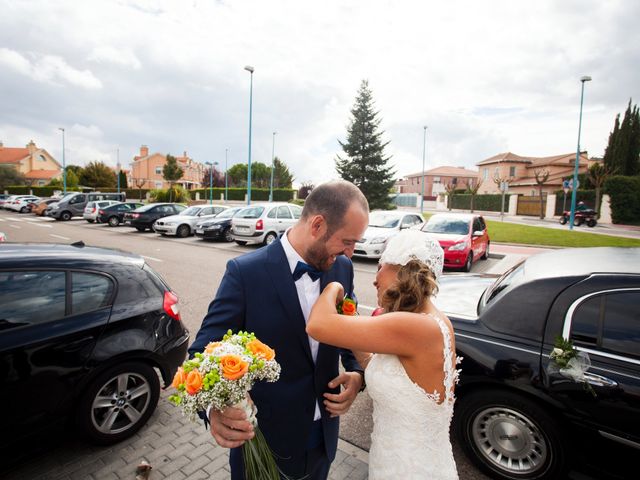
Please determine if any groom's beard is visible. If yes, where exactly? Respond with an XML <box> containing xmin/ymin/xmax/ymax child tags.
<box><xmin>306</xmin><ymin>235</ymin><xmax>337</xmax><ymax>272</ymax></box>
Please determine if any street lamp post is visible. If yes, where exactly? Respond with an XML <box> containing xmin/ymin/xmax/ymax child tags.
<box><xmin>420</xmin><ymin>126</ymin><xmax>427</xmax><ymax>215</ymax></box>
<box><xmin>225</xmin><ymin>148</ymin><xmax>229</xmax><ymax>202</ymax></box>
<box><xmin>568</xmin><ymin>76</ymin><xmax>592</xmax><ymax>230</ymax></box>
<box><xmin>116</xmin><ymin>148</ymin><xmax>120</xmax><ymax>194</ymax></box>
<box><xmin>269</xmin><ymin>131</ymin><xmax>277</xmax><ymax>202</ymax></box>
<box><xmin>205</xmin><ymin>161</ymin><xmax>213</xmax><ymax>205</ymax></box>
<box><xmin>58</xmin><ymin>127</ymin><xmax>66</xmax><ymax>194</ymax></box>
<box><xmin>244</xmin><ymin>65</ymin><xmax>254</xmax><ymax>205</ymax></box>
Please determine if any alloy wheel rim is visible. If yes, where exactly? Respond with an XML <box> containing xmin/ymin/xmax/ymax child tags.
<box><xmin>265</xmin><ymin>234</ymin><xmax>276</xmax><ymax>245</ymax></box>
<box><xmin>91</xmin><ymin>372</ymin><xmax>151</xmax><ymax>435</ymax></box>
<box><xmin>471</xmin><ymin>406</ymin><xmax>548</xmax><ymax>475</ymax></box>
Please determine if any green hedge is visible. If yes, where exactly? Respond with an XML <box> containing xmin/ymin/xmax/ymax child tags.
<box><xmin>604</xmin><ymin>176</ymin><xmax>640</xmax><ymax>224</ymax></box>
<box><xmin>3</xmin><ymin>186</ymin><xmax>81</xmax><ymax>196</ymax></box>
<box><xmin>553</xmin><ymin>189</ymin><xmax>597</xmax><ymax>215</ymax></box>
<box><xmin>449</xmin><ymin>193</ymin><xmax>512</xmax><ymax>212</ymax></box>
<box><xmin>192</xmin><ymin>187</ymin><xmax>295</xmax><ymax>202</ymax></box>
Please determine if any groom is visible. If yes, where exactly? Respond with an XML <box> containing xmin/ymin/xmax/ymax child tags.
<box><xmin>189</xmin><ymin>180</ymin><xmax>370</xmax><ymax>480</ymax></box>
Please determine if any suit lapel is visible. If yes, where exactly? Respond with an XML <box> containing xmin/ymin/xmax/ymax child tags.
<box><xmin>266</xmin><ymin>241</ymin><xmax>314</xmax><ymax>365</ymax></box>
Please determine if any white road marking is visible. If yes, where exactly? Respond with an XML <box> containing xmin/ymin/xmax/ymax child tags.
<box><xmin>141</xmin><ymin>255</ymin><xmax>163</xmax><ymax>262</ymax></box>
<box><xmin>50</xmin><ymin>234</ymin><xmax>70</xmax><ymax>240</ymax></box>
<box><xmin>9</xmin><ymin>224</ymin><xmax>21</xmax><ymax>229</ymax></box>
<box><xmin>34</xmin><ymin>223</ymin><xmax>53</xmax><ymax>228</ymax></box>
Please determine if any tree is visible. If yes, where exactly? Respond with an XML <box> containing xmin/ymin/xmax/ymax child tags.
<box><xmin>227</xmin><ymin>164</ymin><xmax>248</xmax><ymax>187</ymax></box>
<box><xmin>588</xmin><ymin>162</ymin><xmax>613</xmax><ymax>216</ymax></box>
<box><xmin>603</xmin><ymin>99</ymin><xmax>640</xmax><ymax>176</ymax></box>
<box><xmin>118</xmin><ymin>170</ymin><xmax>128</xmax><ymax>189</ymax></box>
<box><xmin>0</xmin><ymin>166</ymin><xmax>25</xmax><ymax>189</ymax></box>
<box><xmin>272</xmin><ymin>157</ymin><xmax>294</xmax><ymax>188</ymax></box>
<box><xmin>298</xmin><ymin>182</ymin><xmax>314</xmax><ymax>200</ymax></box>
<box><xmin>163</xmin><ymin>154</ymin><xmax>184</xmax><ymax>202</ymax></box>
<box><xmin>79</xmin><ymin>161</ymin><xmax>116</xmax><ymax>188</ymax></box>
<box><xmin>465</xmin><ymin>179</ymin><xmax>483</xmax><ymax>212</ymax></box>
<box><xmin>533</xmin><ymin>168</ymin><xmax>550</xmax><ymax>219</ymax></box>
<box><xmin>493</xmin><ymin>174</ymin><xmax>512</xmax><ymax>219</ymax></box>
<box><xmin>201</xmin><ymin>167</ymin><xmax>225</xmax><ymax>188</ymax></box>
<box><xmin>226</xmin><ymin>162</ymin><xmax>274</xmax><ymax>188</ymax></box>
<box><xmin>444</xmin><ymin>182</ymin><xmax>457</xmax><ymax>211</ymax></box>
<box><xmin>336</xmin><ymin>80</ymin><xmax>395</xmax><ymax>210</ymax></box>
<box><xmin>133</xmin><ymin>178</ymin><xmax>146</xmax><ymax>201</ymax></box>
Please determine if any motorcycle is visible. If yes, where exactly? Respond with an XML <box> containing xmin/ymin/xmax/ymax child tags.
<box><xmin>559</xmin><ymin>208</ymin><xmax>597</xmax><ymax>227</ymax></box>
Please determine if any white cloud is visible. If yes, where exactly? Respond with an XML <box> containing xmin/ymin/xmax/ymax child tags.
<box><xmin>88</xmin><ymin>46</ymin><xmax>142</xmax><ymax>70</ymax></box>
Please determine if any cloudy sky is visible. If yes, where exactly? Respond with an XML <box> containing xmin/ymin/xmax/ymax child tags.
<box><xmin>1</xmin><ymin>0</ymin><xmax>638</xmax><ymax>186</ymax></box>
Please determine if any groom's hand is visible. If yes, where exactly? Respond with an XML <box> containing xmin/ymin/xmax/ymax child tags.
<box><xmin>209</xmin><ymin>404</ymin><xmax>255</xmax><ymax>449</ymax></box>
<box><xmin>323</xmin><ymin>371</ymin><xmax>363</xmax><ymax>417</ymax></box>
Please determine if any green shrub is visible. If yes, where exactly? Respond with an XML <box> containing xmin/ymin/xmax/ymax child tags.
<box><xmin>449</xmin><ymin>194</ymin><xmax>512</xmax><ymax>212</ymax></box>
<box><xmin>190</xmin><ymin>187</ymin><xmax>295</xmax><ymax>202</ymax></box>
<box><xmin>604</xmin><ymin>176</ymin><xmax>640</xmax><ymax>224</ymax></box>
<box><xmin>149</xmin><ymin>186</ymin><xmax>191</xmax><ymax>203</ymax></box>
<box><xmin>4</xmin><ymin>185</ymin><xmax>81</xmax><ymax>196</ymax></box>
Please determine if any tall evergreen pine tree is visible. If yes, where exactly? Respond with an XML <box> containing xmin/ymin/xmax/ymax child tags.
<box><xmin>603</xmin><ymin>99</ymin><xmax>640</xmax><ymax>176</ymax></box>
<box><xmin>336</xmin><ymin>80</ymin><xmax>395</xmax><ymax>210</ymax></box>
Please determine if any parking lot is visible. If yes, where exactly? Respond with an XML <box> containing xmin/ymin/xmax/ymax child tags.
<box><xmin>0</xmin><ymin>207</ymin><xmax>517</xmax><ymax>480</ymax></box>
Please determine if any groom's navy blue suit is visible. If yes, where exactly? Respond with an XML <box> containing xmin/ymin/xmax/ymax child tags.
<box><xmin>189</xmin><ymin>239</ymin><xmax>362</xmax><ymax>479</ymax></box>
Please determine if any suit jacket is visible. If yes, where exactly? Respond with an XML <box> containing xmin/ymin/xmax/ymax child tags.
<box><xmin>189</xmin><ymin>239</ymin><xmax>362</xmax><ymax>461</ymax></box>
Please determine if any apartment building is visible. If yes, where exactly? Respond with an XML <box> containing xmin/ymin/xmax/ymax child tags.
<box><xmin>129</xmin><ymin>145</ymin><xmax>206</xmax><ymax>190</ymax></box>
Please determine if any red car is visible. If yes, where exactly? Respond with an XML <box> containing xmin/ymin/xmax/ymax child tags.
<box><xmin>418</xmin><ymin>213</ymin><xmax>490</xmax><ymax>272</ymax></box>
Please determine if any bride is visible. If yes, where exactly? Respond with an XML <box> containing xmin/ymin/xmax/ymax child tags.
<box><xmin>307</xmin><ymin>229</ymin><xmax>459</xmax><ymax>479</ymax></box>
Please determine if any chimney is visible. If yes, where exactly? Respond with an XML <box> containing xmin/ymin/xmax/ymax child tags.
<box><xmin>0</xmin><ymin>140</ymin><xmax>3</xmax><ymax>148</ymax></box>
<box><xmin>27</xmin><ymin>140</ymin><xmax>37</xmax><ymax>154</ymax></box>
<box><xmin>183</xmin><ymin>151</ymin><xmax>187</xmax><ymax>158</ymax></box>
<box><xmin>140</xmin><ymin>145</ymin><xmax>149</xmax><ymax>157</ymax></box>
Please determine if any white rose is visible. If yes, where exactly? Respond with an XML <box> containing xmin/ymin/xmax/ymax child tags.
<box><xmin>552</xmin><ymin>348</ymin><xmax>564</xmax><ymax>356</ymax></box>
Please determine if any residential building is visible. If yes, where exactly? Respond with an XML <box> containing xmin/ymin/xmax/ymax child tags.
<box><xmin>129</xmin><ymin>145</ymin><xmax>206</xmax><ymax>190</ymax></box>
<box><xmin>0</xmin><ymin>140</ymin><xmax>62</xmax><ymax>186</ymax></box>
<box><xmin>397</xmin><ymin>166</ymin><xmax>480</xmax><ymax>199</ymax></box>
<box><xmin>476</xmin><ymin>151</ymin><xmax>592</xmax><ymax>195</ymax></box>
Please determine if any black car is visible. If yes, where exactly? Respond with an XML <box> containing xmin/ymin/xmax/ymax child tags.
<box><xmin>0</xmin><ymin>243</ymin><xmax>189</xmax><ymax>447</ymax></box>
<box><xmin>435</xmin><ymin>247</ymin><xmax>640</xmax><ymax>480</ymax></box>
<box><xmin>98</xmin><ymin>202</ymin><xmax>144</xmax><ymax>227</ymax></box>
<box><xmin>123</xmin><ymin>203</ymin><xmax>186</xmax><ymax>231</ymax></box>
<box><xmin>194</xmin><ymin>206</ymin><xmax>243</xmax><ymax>241</ymax></box>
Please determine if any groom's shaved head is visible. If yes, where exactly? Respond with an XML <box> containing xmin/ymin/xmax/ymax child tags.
<box><xmin>301</xmin><ymin>180</ymin><xmax>369</xmax><ymax>236</ymax></box>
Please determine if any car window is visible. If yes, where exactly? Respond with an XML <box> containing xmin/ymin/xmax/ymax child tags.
<box><xmin>238</xmin><ymin>206</ymin><xmax>265</xmax><ymax>219</ymax></box>
<box><xmin>199</xmin><ymin>207</ymin><xmax>213</xmax><ymax>216</ymax></box>
<box><xmin>290</xmin><ymin>205</ymin><xmax>302</xmax><ymax>219</ymax></box>
<box><xmin>267</xmin><ymin>207</ymin><xmax>277</xmax><ymax>219</ymax></box>
<box><xmin>570</xmin><ymin>296</ymin><xmax>600</xmax><ymax>346</ymax></box>
<box><xmin>72</xmin><ymin>273</ymin><xmax>114</xmax><ymax>315</ymax></box>
<box><xmin>402</xmin><ymin>215</ymin><xmax>421</xmax><ymax>227</ymax></box>
<box><xmin>70</xmin><ymin>195</ymin><xmax>86</xmax><ymax>204</ymax></box>
<box><xmin>482</xmin><ymin>260</ymin><xmax>525</xmax><ymax>307</ymax></box>
<box><xmin>423</xmin><ymin>217</ymin><xmax>470</xmax><ymax>235</ymax></box>
<box><xmin>473</xmin><ymin>218</ymin><xmax>483</xmax><ymax>232</ymax></box>
<box><xmin>217</xmin><ymin>208</ymin><xmax>240</xmax><ymax>219</ymax></box>
<box><xmin>86</xmin><ymin>202</ymin><xmax>96</xmax><ymax>208</ymax></box>
<box><xmin>0</xmin><ymin>271</ymin><xmax>66</xmax><ymax>327</ymax></box>
<box><xmin>602</xmin><ymin>291</ymin><xmax>639</xmax><ymax>358</ymax></box>
<box><xmin>277</xmin><ymin>206</ymin><xmax>292</xmax><ymax>219</ymax></box>
<box><xmin>174</xmin><ymin>204</ymin><xmax>186</xmax><ymax>213</ymax></box>
<box><xmin>213</xmin><ymin>206</ymin><xmax>226</xmax><ymax>214</ymax></box>
<box><xmin>369</xmin><ymin>212</ymin><xmax>401</xmax><ymax>228</ymax></box>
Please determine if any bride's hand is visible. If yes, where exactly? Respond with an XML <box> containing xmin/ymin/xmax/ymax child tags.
<box><xmin>322</xmin><ymin>282</ymin><xmax>345</xmax><ymax>307</ymax></box>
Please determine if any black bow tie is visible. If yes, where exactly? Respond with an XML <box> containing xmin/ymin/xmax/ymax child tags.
<box><xmin>292</xmin><ymin>261</ymin><xmax>323</xmax><ymax>282</ymax></box>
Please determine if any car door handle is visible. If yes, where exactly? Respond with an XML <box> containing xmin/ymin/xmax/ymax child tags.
<box><xmin>584</xmin><ymin>372</ymin><xmax>618</xmax><ymax>388</ymax></box>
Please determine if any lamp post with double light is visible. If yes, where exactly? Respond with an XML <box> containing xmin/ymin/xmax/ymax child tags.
<box><xmin>269</xmin><ymin>131</ymin><xmax>277</xmax><ymax>202</ymax></box>
<box><xmin>420</xmin><ymin>126</ymin><xmax>427</xmax><ymax>215</ymax></box>
<box><xmin>244</xmin><ymin>65</ymin><xmax>254</xmax><ymax>205</ymax></box>
<box><xmin>568</xmin><ymin>76</ymin><xmax>592</xmax><ymax>230</ymax></box>
<box><xmin>58</xmin><ymin>127</ymin><xmax>66</xmax><ymax>194</ymax></box>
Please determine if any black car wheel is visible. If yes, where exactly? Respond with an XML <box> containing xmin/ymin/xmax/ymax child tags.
<box><xmin>264</xmin><ymin>232</ymin><xmax>278</xmax><ymax>246</ymax></box>
<box><xmin>60</xmin><ymin>211</ymin><xmax>72</xmax><ymax>221</ymax></box>
<box><xmin>20</xmin><ymin>206</ymin><xmax>28</xmax><ymax>213</ymax></box>
<box><xmin>223</xmin><ymin>227</ymin><xmax>233</xmax><ymax>242</ymax></box>
<box><xmin>108</xmin><ymin>216</ymin><xmax>120</xmax><ymax>227</ymax></box>
<box><xmin>176</xmin><ymin>224</ymin><xmax>190</xmax><ymax>238</ymax></box>
<box><xmin>77</xmin><ymin>362</ymin><xmax>160</xmax><ymax>445</ymax></box>
<box><xmin>454</xmin><ymin>390</ymin><xmax>568</xmax><ymax>480</ymax></box>
<box><xmin>235</xmin><ymin>240</ymin><xmax>247</xmax><ymax>246</ymax></box>
<box><xmin>86</xmin><ymin>219</ymin><xmax>94</xmax><ymax>223</ymax></box>
<box><xmin>559</xmin><ymin>216</ymin><xmax>567</xmax><ymax>225</ymax></box>
<box><xmin>482</xmin><ymin>242</ymin><xmax>490</xmax><ymax>260</ymax></box>
<box><xmin>463</xmin><ymin>252</ymin><xmax>473</xmax><ymax>272</ymax></box>
<box><xmin>135</xmin><ymin>226</ymin><xmax>146</xmax><ymax>232</ymax></box>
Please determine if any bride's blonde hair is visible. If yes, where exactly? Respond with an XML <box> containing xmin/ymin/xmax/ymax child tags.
<box><xmin>380</xmin><ymin>260</ymin><xmax>438</xmax><ymax>314</ymax></box>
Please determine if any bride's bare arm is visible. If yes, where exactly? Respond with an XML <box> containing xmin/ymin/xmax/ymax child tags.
<box><xmin>307</xmin><ymin>282</ymin><xmax>435</xmax><ymax>357</ymax></box>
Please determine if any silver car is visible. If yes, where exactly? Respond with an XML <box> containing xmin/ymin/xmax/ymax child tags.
<box><xmin>153</xmin><ymin>204</ymin><xmax>228</xmax><ymax>237</ymax></box>
<box><xmin>353</xmin><ymin>210</ymin><xmax>425</xmax><ymax>259</ymax></box>
<box><xmin>83</xmin><ymin>200</ymin><xmax>121</xmax><ymax>223</ymax></box>
<box><xmin>231</xmin><ymin>202</ymin><xmax>302</xmax><ymax>246</ymax></box>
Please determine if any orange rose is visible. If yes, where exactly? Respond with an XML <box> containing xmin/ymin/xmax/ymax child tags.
<box><xmin>220</xmin><ymin>354</ymin><xmax>249</xmax><ymax>380</ymax></box>
<box><xmin>185</xmin><ymin>369</ymin><xmax>203</xmax><ymax>395</ymax></box>
<box><xmin>172</xmin><ymin>367</ymin><xmax>186</xmax><ymax>389</ymax></box>
<box><xmin>247</xmin><ymin>339</ymin><xmax>275</xmax><ymax>361</ymax></box>
<box><xmin>204</xmin><ymin>342</ymin><xmax>222</xmax><ymax>354</ymax></box>
<box><xmin>339</xmin><ymin>299</ymin><xmax>357</xmax><ymax>316</ymax></box>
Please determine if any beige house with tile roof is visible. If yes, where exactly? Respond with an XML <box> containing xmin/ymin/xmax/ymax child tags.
<box><xmin>0</xmin><ymin>140</ymin><xmax>62</xmax><ymax>186</ymax></box>
<box><xmin>476</xmin><ymin>151</ymin><xmax>592</xmax><ymax>195</ymax></box>
<box><xmin>130</xmin><ymin>145</ymin><xmax>206</xmax><ymax>190</ymax></box>
<box><xmin>397</xmin><ymin>166</ymin><xmax>480</xmax><ymax>199</ymax></box>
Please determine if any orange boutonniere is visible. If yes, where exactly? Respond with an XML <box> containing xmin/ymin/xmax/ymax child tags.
<box><xmin>337</xmin><ymin>296</ymin><xmax>357</xmax><ymax>316</ymax></box>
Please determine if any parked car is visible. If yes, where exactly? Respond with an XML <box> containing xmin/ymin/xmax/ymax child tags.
<box><xmin>83</xmin><ymin>200</ymin><xmax>121</xmax><ymax>223</ymax></box>
<box><xmin>153</xmin><ymin>204</ymin><xmax>228</xmax><ymax>238</ymax></box>
<box><xmin>4</xmin><ymin>195</ymin><xmax>40</xmax><ymax>212</ymax></box>
<box><xmin>0</xmin><ymin>232</ymin><xmax>5</xmax><ymax>242</ymax></box>
<box><xmin>231</xmin><ymin>202</ymin><xmax>303</xmax><ymax>246</ymax></box>
<box><xmin>124</xmin><ymin>203</ymin><xmax>186</xmax><ymax>231</ymax></box>
<box><xmin>418</xmin><ymin>213</ymin><xmax>489</xmax><ymax>272</ymax></box>
<box><xmin>0</xmin><ymin>243</ymin><xmax>189</xmax><ymax>447</ymax></box>
<box><xmin>195</xmin><ymin>206</ymin><xmax>244</xmax><ymax>242</ymax></box>
<box><xmin>97</xmin><ymin>202</ymin><xmax>145</xmax><ymax>227</ymax></box>
<box><xmin>0</xmin><ymin>194</ymin><xmax>10</xmax><ymax>208</ymax></box>
<box><xmin>49</xmin><ymin>192</ymin><xmax>126</xmax><ymax>220</ymax></box>
<box><xmin>32</xmin><ymin>198</ymin><xmax>60</xmax><ymax>216</ymax></box>
<box><xmin>353</xmin><ymin>210</ymin><xmax>424</xmax><ymax>259</ymax></box>
<box><xmin>433</xmin><ymin>247</ymin><xmax>640</xmax><ymax>480</ymax></box>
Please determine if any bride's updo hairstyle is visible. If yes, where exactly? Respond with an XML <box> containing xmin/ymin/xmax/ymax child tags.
<box><xmin>377</xmin><ymin>230</ymin><xmax>444</xmax><ymax>314</ymax></box>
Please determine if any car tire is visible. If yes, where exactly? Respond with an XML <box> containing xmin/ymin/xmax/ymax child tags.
<box><xmin>61</xmin><ymin>211</ymin><xmax>72</xmax><ymax>221</ymax></box>
<box><xmin>223</xmin><ymin>227</ymin><xmax>233</xmax><ymax>242</ymax></box>
<box><xmin>86</xmin><ymin>219</ymin><xmax>95</xmax><ymax>223</ymax></box>
<box><xmin>235</xmin><ymin>240</ymin><xmax>247</xmax><ymax>246</ymax></box>
<box><xmin>481</xmin><ymin>242</ymin><xmax>490</xmax><ymax>260</ymax></box>
<box><xmin>586</xmin><ymin>218</ymin><xmax>597</xmax><ymax>228</ymax></box>
<box><xmin>176</xmin><ymin>224</ymin><xmax>190</xmax><ymax>238</ymax></box>
<box><xmin>77</xmin><ymin>362</ymin><xmax>160</xmax><ymax>445</ymax></box>
<box><xmin>559</xmin><ymin>216</ymin><xmax>567</xmax><ymax>225</ymax></box>
<box><xmin>264</xmin><ymin>232</ymin><xmax>278</xmax><ymax>246</ymax></box>
<box><xmin>463</xmin><ymin>252</ymin><xmax>473</xmax><ymax>272</ymax></box>
<box><xmin>135</xmin><ymin>227</ymin><xmax>146</xmax><ymax>232</ymax></box>
<box><xmin>108</xmin><ymin>216</ymin><xmax>120</xmax><ymax>227</ymax></box>
<box><xmin>454</xmin><ymin>390</ymin><xmax>569</xmax><ymax>480</ymax></box>
<box><xmin>20</xmin><ymin>206</ymin><xmax>28</xmax><ymax>213</ymax></box>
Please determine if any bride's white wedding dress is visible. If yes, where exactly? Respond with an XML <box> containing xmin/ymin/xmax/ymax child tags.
<box><xmin>365</xmin><ymin>313</ymin><xmax>460</xmax><ymax>479</ymax></box>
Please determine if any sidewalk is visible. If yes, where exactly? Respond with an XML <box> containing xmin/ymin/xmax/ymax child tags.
<box><xmin>3</xmin><ymin>390</ymin><xmax>369</xmax><ymax>480</ymax></box>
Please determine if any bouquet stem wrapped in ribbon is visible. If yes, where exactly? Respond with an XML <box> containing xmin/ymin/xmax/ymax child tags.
<box><xmin>548</xmin><ymin>336</ymin><xmax>596</xmax><ymax>398</ymax></box>
<box><xmin>169</xmin><ymin>330</ymin><xmax>284</xmax><ymax>479</ymax></box>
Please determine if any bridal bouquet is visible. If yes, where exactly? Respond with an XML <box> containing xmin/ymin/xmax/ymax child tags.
<box><xmin>548</xmin><ymin>336</ymin><xmax>596</xmax><ymax>397</ymax></box>
<box><xmin>169</xmin><ymin>330</ymin><xmax>283</xmax><ymax>479</ymax></box>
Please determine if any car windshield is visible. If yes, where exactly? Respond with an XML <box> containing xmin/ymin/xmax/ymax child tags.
<box><xmin>217</xmin><ymin>208</ymin><xmax>242</xmax><ymax>219</ymax></box>
<box><xmin>481</xmin><ymin>260</ymin><xmax>526</xmax><ymax>309</ymax></box>
<box><xmin>368</xmin><ymin>212</ymin><xmax>400</xmax><ymax>228</ymax></box>
<box><xmin>86</xmin><ymin>202</ymin><xmax>96</xmax><ymax>208</ymax></box>
<box><xmin>237</xmin><ymin>206</ymin><xmax>265</xmax><ymax>219</ymax></box>
<box><xmin>180</xmin><ymin>206</ymin><xmax>201</xmax><ymax>216</ymax></box>
<box><xmin>423</xmin><ymin>217</ymin><xmax>470</xmax><ymax>235</ymax></box>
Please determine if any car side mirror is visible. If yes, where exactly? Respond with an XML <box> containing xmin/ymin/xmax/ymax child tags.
<box><xmin>472</xmin><ymin>230</ymin><xmax>484</xmax><ymax>237</ymax></box>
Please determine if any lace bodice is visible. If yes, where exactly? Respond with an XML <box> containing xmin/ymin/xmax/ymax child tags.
<box><xmin>365</xmin><ymin>312</ymin><xmax>460</xmax><ymax>479</ymax></box>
